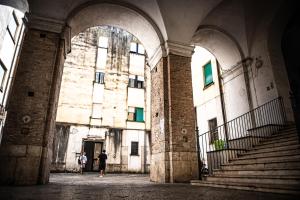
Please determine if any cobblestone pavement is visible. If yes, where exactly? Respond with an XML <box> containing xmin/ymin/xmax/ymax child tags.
<box><xmin>0</xmin><ymin>173</ymin><xmax>299</xmax><ymax>200</ymax></box>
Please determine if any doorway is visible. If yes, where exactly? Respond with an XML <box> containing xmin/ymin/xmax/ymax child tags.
<box><xmin>83</xmin><ymin>140</ymin><xmax>103</xmax><ymax>172</ymax></box>
<box><xmin>282</xmin><ymin>14</ymin><xmax>300</xmax><ymax>134</ymax></box>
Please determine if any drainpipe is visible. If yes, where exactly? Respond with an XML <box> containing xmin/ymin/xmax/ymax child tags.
<box><xmin>216</xmin><ymin>61</ymin><xmax>229</xmax><ymax>147</ymax></box>
<box><xmin>242</xmin><ymin>60</ymin><xmax>256</xmax><ymax>128</ymax></box>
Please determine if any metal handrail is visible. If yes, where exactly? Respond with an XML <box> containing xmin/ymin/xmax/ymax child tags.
<box><xmin>196</xmin><ymin>96</ymin><xmax>287</xmax><ymax>178</ymax></box>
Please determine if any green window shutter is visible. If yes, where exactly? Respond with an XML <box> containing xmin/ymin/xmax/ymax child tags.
<box><xmin>135</xmin><ymin>108</ymin><xmax>144</xmax><ymax>122</ymax></box>
<box><xmin>204</xmin><ymin>61</ymin><xmax>213</xmax><ymax>86</ymax></box>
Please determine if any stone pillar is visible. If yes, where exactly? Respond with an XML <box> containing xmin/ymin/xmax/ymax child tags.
<box><xmin>150</xmin><ymin>41</ymin><xmax>198</xmax><ymax>183</ymax></box>
<box><xmin>0</xmin><ymin>15</ymin><xmax>68</xmax><ymax>185</ymax></box>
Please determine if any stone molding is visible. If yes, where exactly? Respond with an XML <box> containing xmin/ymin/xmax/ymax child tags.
<box><xmin>165</xmin><ymin>40</ymin><xmax>195</xmax><ymax>58</ymax></box>
<box><xmin>25</xmin><ymin>14</ymin><xmax>65</xmax><ymax>34</ymax></box>
<box><xmin>148</xmin><ymin>44</ymin><xmax>165</xmax><ymax>70</ymax></box>
<box><xmin>25</xmin><ymin>13</ymin><xmax>71</xmax><ymax>56</ymax></box>
<box><xmin>148</xmin><ymin>41</ymin><xmax>194</xmax><ymax>70</ymax></box>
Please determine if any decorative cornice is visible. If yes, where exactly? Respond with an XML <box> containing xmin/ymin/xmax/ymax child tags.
<box><xmin>148</xmin><ymin>41</ymin><xmax>195</xmax><ymax>70</ymax></box>
<box><xmin>61</xmin><ymin>26</ymin><xmax>71</xmax><ymax>55</ymax></box>
<box><xmin>25</xmin><ymin>13</ymin><xmax>66</xmax><ymax>34</ymax></box>
<box><xmin>25</xmin><ymin>13</ymin><xmax>71</xmax><ymax>57</ymax></box>
<box><xmin>148</xmin><ymin>44</ymin><xmax>165</xmax><ymax>70</ymax></box>
<box><xmin>165</xmin><ymin>40</ymin><xmax>195</xmax><ymax>57</ymax></box>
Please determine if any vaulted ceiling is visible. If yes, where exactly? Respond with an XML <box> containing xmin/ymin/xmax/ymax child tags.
<box><xmin>0</xmin><ymin>0</ymin><xmax>295</xmax><ymax>67</ymax></box>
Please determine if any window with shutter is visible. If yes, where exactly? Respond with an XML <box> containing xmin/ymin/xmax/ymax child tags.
<box><xmin>203</xmin><ymin>61</ymin><xmax>213</xmax><ymax>87</ymax></box>
<box><xmin>135</xmin><ymin>107</ymin><xmax>144</xmax><ymax>122</ymax></box>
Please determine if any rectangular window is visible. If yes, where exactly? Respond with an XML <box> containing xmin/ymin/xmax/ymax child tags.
<box><xmin>128</xmin><ymin>75</ymin><xmax>135</xmax><ymax>88</ymax></box>
<box><xmin>0</xmin><ymin>60</ymin><xmax>7</xmax><ymax>91</ymax></box>
<box><xmin>7</xmin><ymin>12</ymin><xmax>19</xmax><ymax>42</ymax></box>
<box><xmin>128</xmin><ymin>107</ymin><xmax>144</xmax><ymax>122</ymax></box>
<box><xmin>131</xmin><ymin>141</ymin><xmax>139</xmax><ymax>156</ymax></box>
<box><xmin>203</xmin><ymin>61</ymin><xmax>213</xmax><ymax>87</ymax></box>
<box><xmin>130</xmin><ymin>42</ymin><xmax>144</xmax><ymax>55</ymax></box>
<box><xmin>96</xmin><ymin>37</ymin><xmax>108</xmax><ymax>69</ymax></box>
<box><xmin>128</xmin><ymin>106</ymin><xmax>135</xmax><ymax>121</ymax></box>
<box><xmin>208</xmin><ymin>118</ymin><xmax>218</xmax><ymax>144</ymax></box>
<box><xmin>128</xmin><ymin>75</ymin><xmax>144</xmax><ymax>89</ymax></box>
<box><xmin>95</xmin><ymin>72</ymin><xmax>105</xmax><ymax>84</ymax></box>
<box><xmin>98</xmin><ymin>36</ymin><xmax>108</xmax><ymax>48</ymax></box>
<box><xmin>130</xmin><ymin>42</ymin><xmax>137</xmax><ymax>52</ymax></box>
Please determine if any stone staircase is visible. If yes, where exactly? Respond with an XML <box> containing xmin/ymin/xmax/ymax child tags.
<box><xmin>191</xmin><ymin>125</ymin><xmax>300</xmax><ymax>194</ymax></box>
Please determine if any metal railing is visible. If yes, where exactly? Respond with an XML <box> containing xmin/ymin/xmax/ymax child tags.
<box><xmin>196</xmin><ymin>97</ymin><xmax>287</xmax><ymax>178</ymax></box>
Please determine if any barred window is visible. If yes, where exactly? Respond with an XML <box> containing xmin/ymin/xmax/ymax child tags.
<box><xmin>208</xmin><ymin>118</ymin><xmax>218</xmax><ymax>144</ymax></box>
<box><xmin>95</xmin><ymin>72</ymin><xmax>105</xmax><ymax>84</ymax></box>
<box><xmin>128</xmin><ymin>75</ymin><xmax>144</xmax><ymax>89</ymax></box>
<box><xmin>130</xmin><ymin>42</ymin><xmax>144</xmax><ymax>55</ymax></box>
<box><xmin>131</xmin><ymin>141</ymin><xmax>139</xmax><ymax>156</ymax></box>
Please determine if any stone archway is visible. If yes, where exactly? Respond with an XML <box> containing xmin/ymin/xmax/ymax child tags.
<box><xmin>66</xmin><ymin>2</ymin><xmax>165</xmax><ymax>68</ymax></box>
<box><xmin>0</xmin><ymin>1</ymin><xmax>198</xmax><ymax>185</ymax></box>
<box><xmin>0</xmin><ymin>0</ymin><xmax>29</xmax><ymax>13</ymax></box>
<box><xmin>192</xmin><ymin>26</ymin><xmax>253</xmax><ymax>121</ymax></box>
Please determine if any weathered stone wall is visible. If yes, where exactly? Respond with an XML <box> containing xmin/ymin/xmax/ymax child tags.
<box><xmin>55</xmin><ymin>26</ymin><xmax>150</xmax><ymax>173</ymax></box>
<box><xmin>51</xmin><ymin>124</ymin><xmax>70</xmax><ymax>172</ymax></box>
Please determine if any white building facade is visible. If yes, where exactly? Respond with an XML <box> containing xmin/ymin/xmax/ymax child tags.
<box><xmin>53</xmin><ymin>26</ymin><xmax>151</xmax><ymax>173</ymax></box>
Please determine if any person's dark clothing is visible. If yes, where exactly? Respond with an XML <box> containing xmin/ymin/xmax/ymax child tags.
<box><xmin>98</xmin><ymin>153</ymin><xmax>107</xmax><ymax>170</ymax></box>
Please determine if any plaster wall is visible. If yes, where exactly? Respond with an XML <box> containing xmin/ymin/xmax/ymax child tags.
<box><xmin>191</xmin><ymin>47</ymin><xmax>224</xmax><ymax>135</ymax></box>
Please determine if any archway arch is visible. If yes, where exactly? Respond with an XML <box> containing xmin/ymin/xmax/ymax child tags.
<box><xmin>191</xmin><ymin>26</ymin><xmax>252</xmax><ymax>121</ymax></box>
<box><xmin>66</xmin><ymin>2</ymin><xmax>165</xmax><ymax>68</ymax></box>
<box><xmin>0</xmin><ymin>0</ymin><xmax>29</xmax><ymax>13</ymax></box>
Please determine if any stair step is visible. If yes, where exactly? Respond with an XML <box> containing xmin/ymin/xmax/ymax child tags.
<box><xmin>259</xmin><ymin>136</ymin><xmax>298</xmax><ymax>146</ymax></box>
<box><xmin>213</xmin><ymin>169</ymin><xmax>300</xmax><ymax>176</ymax></box>
<box><xmin>252</xmin><ymin>139</ymin><xmax>298</xmax><ymax>150</ymax></box>
<box><xmin>191</xmin><ymin>180</ymin><xmax>300</xmax><ymax>194</ymax></box>
<box><xmin>206</xmin><ymin>175</ymin><xmax>300</xmax><ymax>185</ymax></box>
<box><xmin>229</xmin><ymin>154</ymin><xmax>300</xmax><ymax>165</ymax></box>
<box><xmin>237</xmin><ymin>149</ymin><xmax>300</xmax><ymax>159</ymax></box>
<box><xmin>193</xmin><ymin>125</ymin><xmax>300</xmax><ymax>194</ymax></box>
<box><xmin>221</xmin><ymin>160</ymin><xmax>300</xmax><ymax>171</ymax></box>
<box><xmin>243</xmin><ymin>144</ymin><xmax>300</xmax><ymax>155</ymax></box>
<box><xmin>267</xmin><ymin>132</ymin><xmax>298</xmax><ymax>141</ymax></box>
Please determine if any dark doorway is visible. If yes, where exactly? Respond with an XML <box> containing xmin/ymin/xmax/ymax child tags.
<box><xmin>282</xmin><ymin>14</ymin><xmax>300</xmax><ymax>135</ymax></box>
<box><xmin>83</xmin><ymin>141</ymin><xmax>103</xmax><ymax>171</ymax></box>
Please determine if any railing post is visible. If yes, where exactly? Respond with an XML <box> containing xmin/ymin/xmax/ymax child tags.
<box><xmin>195</xmin><ymin>126</ymin><xmax>202</xmax><ymax>180</ymax></box>
<box><xmin>223</xmin><ymin>124</ymin><xmax>230</xmax><ymax>149</ymax></box>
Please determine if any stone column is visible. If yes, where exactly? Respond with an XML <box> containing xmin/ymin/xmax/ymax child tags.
<box><xmin>150</xmin><ymin>41</ymin><xmax>198</xmax><ymax>183</ymax></box>
<box><xmin>0</xmin><ymin>15</ymin><xmax>69</xmax><ymax>185</ymax></box>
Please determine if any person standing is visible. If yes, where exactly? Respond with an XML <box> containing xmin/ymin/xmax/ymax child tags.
<box><xmin>98</xmin><ymin>150</ymin><xmax>107</xmax><ymax>177</ymax></box>
<box><xmin>79</xmin><ymin>152</ymin><xmax>87</xmax><ymax>174</ymax></box>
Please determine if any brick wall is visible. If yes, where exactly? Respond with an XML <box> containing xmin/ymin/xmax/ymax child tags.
<box><xmin>150</xmin><ymin>54</ymin><xmax>198</xmax><ymax>183</ymax></box>
<box><xmin>0</xmin><ymin>29</ymin><xmax>64</xmax><ymax>185</ymax></box>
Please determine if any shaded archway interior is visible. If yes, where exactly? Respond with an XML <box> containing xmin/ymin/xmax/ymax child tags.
<box><xmin>67</xmin><ymin>3</ymin><xmax>164</xmax><ymax>65</ymax></box>
<box><xmin>282</xmin><ymin>14</ymin><xmax>300</xmax><ymax>135</ymax></box>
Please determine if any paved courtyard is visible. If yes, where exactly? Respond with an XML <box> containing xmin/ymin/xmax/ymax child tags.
<box><xmin>0</xmin><ymin>173</ymin><xmax>299</xmax><ymax>200</ymax></box>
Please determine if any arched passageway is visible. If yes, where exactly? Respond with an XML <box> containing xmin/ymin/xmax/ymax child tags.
<box><xmin>0</xmin><ymin>1</ymin><xmax>198</xmax><ymax>185</ymax></box>
<box><xmin>192</xmin><ymin>27</ymin><xmax>253</xmax><ymax>121</ymax></box>
<box><xmin>0</xmin><ymin>0</ymin><xmax>298</xmax><ymax>190</ymax></box>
